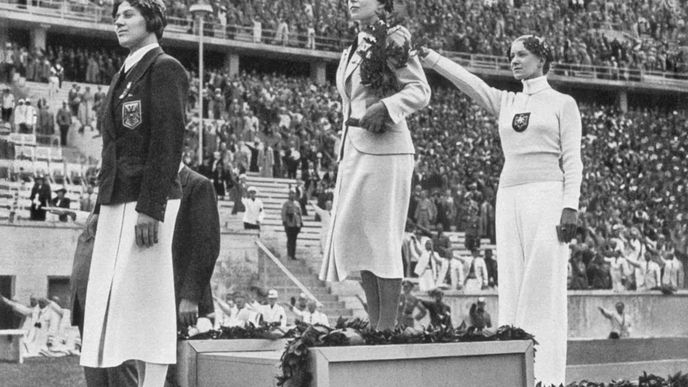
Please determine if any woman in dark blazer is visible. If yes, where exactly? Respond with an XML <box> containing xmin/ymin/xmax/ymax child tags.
<box><xmin>80</xmin><ymin>0</ymin><xmax>189</xmax><ymax>385</ymax></box>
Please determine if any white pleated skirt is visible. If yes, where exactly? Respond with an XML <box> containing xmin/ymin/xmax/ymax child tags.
<box><xmin>319</xmin><ymin>136</ymin><xmax>413</xmax><ymax>281</ymax></box>
<box><xmin>80</xmin><ymin>200</ymin><xmax>180</xmax><ymax>367</ymax></box>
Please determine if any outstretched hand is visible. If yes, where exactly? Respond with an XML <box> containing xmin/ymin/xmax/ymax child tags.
<box><xmin>359</xmin><ymin>102</ymin><xmax>391</xmax><ymax>134</ymax></box>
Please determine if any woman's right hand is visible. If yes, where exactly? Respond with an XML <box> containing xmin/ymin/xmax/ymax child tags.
<box><xmin>135</xmin><ymin>212</ymin><xmax>159</xmax><ymax>248</ymax></box>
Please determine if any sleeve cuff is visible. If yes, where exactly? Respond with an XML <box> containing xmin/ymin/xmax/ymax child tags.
<box><xmin>422</xmin><ymin>50</ymin><xmax>442</xmax><ymax>69</ymax></box>
<box><xmin>380</xmin><ymin>98</ymin><xmax>404</xmax><ymax>124</ymax></box>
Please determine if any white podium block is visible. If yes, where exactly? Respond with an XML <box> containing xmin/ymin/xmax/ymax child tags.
<box><xmin>0</xmin><ymin>329</ymin><xmax>25</xmax><ymax>364</ymax></box>
<box><xmin>307</xmin><ymin>341</ymin><xmax>534</xmax><ymax>387</ymax></box>
<box><xmin>178</xmin><ymin>339</ymin><xmax>287</xmax><ymax>387</ymax></box>
<box><xmin>192</xmin><ymin>340</ymin><xmax>534</xmax><ymax>387</ymax></box>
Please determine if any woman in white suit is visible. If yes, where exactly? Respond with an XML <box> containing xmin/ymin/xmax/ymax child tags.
<box><xmin>419</xmin><ymin>36</ymin><xmax>583</xmax><ymax>385</ymax></box>
<box><xmin>319</xmin><ymin>0</ymin><xmax>430</xmax><ymax>330</ymax></box>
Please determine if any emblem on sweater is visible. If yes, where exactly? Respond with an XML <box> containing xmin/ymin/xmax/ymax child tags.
<box><xmin>512</xmin><ymin>112</ymin><xmax>530</xmax><ymax>132</ymax></box>
<box><xmin>122</xmin><ymin>100</ymin><xmax>141</xmax><ymax>130</ymax></box>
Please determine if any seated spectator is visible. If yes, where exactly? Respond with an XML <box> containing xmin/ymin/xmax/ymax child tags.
<box><xmin>300</xmin><ymin>299</ymin><xmax>329</xmax><ymax>327</ymax></box>
<box><xmin>397</xmin><ymin>280</ymin><xmax>427</xmax><ymax>329</ymax></box>
<box><xmin>260</xmin><ymin>289</ymin><xmax>287</xmax><ymax>329</ymax></box>
<box><xmin>419</xmin><ymin>289</ymin><xmax>452</xmax><ymax>329</ymax></box>
<box><xmin>468</xmin><ymin>297</ymin><xmax>492</xmax><ymax>332</ymax></box>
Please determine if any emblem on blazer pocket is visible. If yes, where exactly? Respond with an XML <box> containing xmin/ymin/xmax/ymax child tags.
<box><xmin>512</xmin><ymin>112</ymin><xmax>530</xmax><ymax>132</ymax></box>
<box><xmin>122</xmin><ymin>100</ymin><xmax>142</xmax><ymax>130</ymax></box>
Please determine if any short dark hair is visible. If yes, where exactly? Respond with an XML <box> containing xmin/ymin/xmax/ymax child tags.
<box><xmin>112</xmin><ymin>0</ymin><xmax>167</xmax><ymax>41</ymax></box>
<box><xmin>508</xmin><ymin>35</ymin><xmax>553</xmax><ymax>74</ymax></box>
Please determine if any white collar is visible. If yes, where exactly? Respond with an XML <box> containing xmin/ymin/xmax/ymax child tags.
<box><xmin>178</xmin><ymin>162</ymin><xmax>185</xmax><ymax>173</ymax></box>
<box><xmin>521</xmin><ymin>75</ymin><xmax>551</xmax><ymax>95</ymax></box>
<box><xmin>124</xmin><ymin>42</ymin><xmax>159</xmax><ymax>73</ymax></box>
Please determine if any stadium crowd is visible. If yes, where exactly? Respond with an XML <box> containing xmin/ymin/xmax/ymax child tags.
<box><xmin>5</xmin><ymin>0</ymin><xmax>688</xmax><ymax>73</ymax></box>
<box><xmin>164</xmin><ymin>0</ymin><xmax>688</xmax><ymax>73</ymax></box>
<box><xmin>176</xmin><ymin>67</ymin><xmax>687</xmax><ymax>292</ymax></box>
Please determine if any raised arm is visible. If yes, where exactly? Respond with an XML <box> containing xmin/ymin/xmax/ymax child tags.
<box><xmin>559</xmin><ymin>96</ymin><xmax>584</xmax><ymax>211</ymax></box>
<box><xmin>379</xmin><ymin>27</ymin><xmax>432</xmax><ymax>125</ymax></box>
<box><xmin>420</xmin><ymin>49</ymin><xmax>504</xmax><ymax>117</ymax></box>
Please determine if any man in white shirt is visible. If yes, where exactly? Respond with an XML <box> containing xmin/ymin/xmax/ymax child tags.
<box><xmin>464</xmin><ymin>249</ymin><xmax>488</xmax><ymax>292</ymax></box>
<box><xmin>301</xmin><ymin>300</ymin><xmax>329</xmax><ymax>327</ymax></box>
<box><xmin>624</xmin><ymin>228</ymin><xmax>645</xmax><ymax>288</ymax></box>
<box><xmin>635</xmin><ymin>254</ymin><xmax>661</xmax><ymax>291</ymax></box>
<box><xmin>599</xmin><ymin>302</ymin><xmax>631</xmax><ymax>339</ymax></box>
<box><xmin>241</xmin><ymin>186</ymin><xmax>264</xmax><ymax>230</ymax></box>
<box><xmin>260</xmin><ymin>289</ymin><xmax>286</xmax><ymax>329</ymax></box>
<box><xmin>660</xmin><ymin>253</ymin><xmax>685</xmax><ymax>289</ymax></box>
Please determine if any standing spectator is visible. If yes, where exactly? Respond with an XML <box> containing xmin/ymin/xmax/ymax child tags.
<box><xmin>414</xmin><ymin>238</ymin><xmax>448</xmax><ymax>291</ymax></box>
<box><xmin>23</xmin><ymin>99</ymin><xmax>36</xmax><ymax>134</ymax></box>
<box><xmin>13</xmin><ymin>99</ymin><xmax>27</xmax><ymax>132</ymax></box>
<box><xmin>635</xmin><ymin>253</ymin><xmax>662</xmax><ymax>291</ymax></box>
<box><xmin>464</xmin><ymin>198</ymin><xmax>481</xmax><ymax>252</ymax></box>
<box><xmin>599</xmin><ymin>302</ymin><xmax>631</xmax><ymax>339</ymax></box>
<box><xmin>281</xmin><ymin>189</ymin><xmax>303</xmax><ymax>260</ymax></box>
<box><xmin>241</xmin><ymin>187</ymin><xmax>265</xmax><ymax>230</ymax></box>
<box><xmin>414</xmin><ymin>190</ymin><xmax>436</xmax><ymax>229</ymax></box>
<box><xmin>68</xmin><ymin>84</ymin><xmax>80</xmax><ymax>116</ymax></box>
<box><xmin>1</xmin><ymin>88</ymin><xmax>14</xmax><ymax>123</ymax></box>
<box><xmin>604</xmin><ymin>245</ymin><xmax>630</xmax><ymax>292</ymax></box>
<box><xmin>432</xmin><ymin>223</ymin><xmax>452</xmax><ymax>260</ymax></box>
<box><xmin>36</xmin><ymin>102</ymin><xmax>55</xmax><ymax>141</ymax></box>
<box><xmin>464</xmin><ymin>249</ymin><xmax>488</xmax><ymax>292</ymax></box>
<box><xmin>660</xmin><ymin>251</ymin><xmax>685</xmax><ymax>289</ymax></box>
<box><xmin>79</xmin><ymin>185</ymin><xmax>96</xmax><ymax>212</ymax></box>
<box><xmin>230</xmin><ymin>174</ymin><xmax>247</xmax><ymax>214</ymax></box>
<box><xmin>479</xmin><ymin>195</ymin><xmax>495</xmax><ymax>243</ymax></box>
<box><xmin>483</xmin><ymin>249</ymin><xmax>498</xmax><ymax>287</ymax></box>
<box><xmin>210</xmin><ymin>151</ymin><xmax>226</xmax><ymax>198</ymax></box>
<box><xmin>29</xmin><ymin>175</ymin><xmax>51</xmax><ymax>221</ymax></box>
<box><xmin>436</xmin><ymin>189</ymin><xmax>456</xmax><ymax>232</ymax></box>
<box><xmin>56</xmin><ymin>101</ymin><xmax>72</xmax><ymax>146</ymax></box>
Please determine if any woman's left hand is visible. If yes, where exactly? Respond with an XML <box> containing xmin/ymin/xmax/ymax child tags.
<box><xmin>559</xmin><ymin>208</ymin><xmax>578</xmax><ymax>243</ymax></box>
<box><xmin>135</xmin><ymin>212</ymin><xmax>159</xmax><ymax>248</ymax></box>
<box><xmin>360</xmin><ymin>102</ymin><xmax>391</xmax><ymax>133</ymax></box>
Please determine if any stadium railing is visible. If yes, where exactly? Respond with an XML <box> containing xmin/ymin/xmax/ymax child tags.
<box><xmin>1</xmin><ymin>0</ymin><xmax>687</xmax><ymax>84</ymax></box>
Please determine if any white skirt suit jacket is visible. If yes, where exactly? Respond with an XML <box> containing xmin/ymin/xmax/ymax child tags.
<box><xmin>319</xmin><ymin>26</ymin><xmax>431</xmax><ymax>282</ymax></box>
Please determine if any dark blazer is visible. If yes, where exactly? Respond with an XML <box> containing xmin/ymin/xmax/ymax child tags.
<box><xmin>71</xmin><ymin>167</ymin><xmax>221</xmax><ymax>330</ymax></box>
<box><xmin>95</xmin><ymin>47</ymin><xmax>189</xmax><ymax>222</ymax></box>
<box><xmin>172</xmin><ymin>165</ymin><xmax>221</xmax><ymax>319</ymax></box>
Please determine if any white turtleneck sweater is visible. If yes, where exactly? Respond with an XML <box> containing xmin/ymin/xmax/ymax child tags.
<box><xmin>423</xmin><ymin>50</ymin><xmax>583</xmax><ymax>210</ymax></box>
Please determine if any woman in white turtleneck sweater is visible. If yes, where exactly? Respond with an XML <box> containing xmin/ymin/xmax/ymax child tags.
<box><xmin>420</xmin><ymin>36</ymin><xmax>583</xmax><ymax>385</ymax></box>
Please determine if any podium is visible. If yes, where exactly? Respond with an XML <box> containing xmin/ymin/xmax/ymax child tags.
<box><xmin>182</xmin><ymin>340</ymin><xmax>534</xmax><ymax>387</ymax></box>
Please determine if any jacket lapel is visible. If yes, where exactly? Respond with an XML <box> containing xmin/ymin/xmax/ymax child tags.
<box><xmin>179</xmin><ymin>165</ymin><xmax>191</xmax><ymax>189</ymax></box>
<box><xmin>335</xmin><ymin>47</ymin><xmax>349</xmax><ymax>99</ymax></box>
<box><xmin>101</xmin><ymin>69</ymin><xmax>123</xmax><ymax>142</ymax></box>
<box><xmin>344</xmin><ymin>47</ymin><xmax>362</xmax><ymax>84</ymax></box>
<box><xmin>115</xmin><ymin>47</ymin><xmax>164</xmax><ymax>107</ymax></box>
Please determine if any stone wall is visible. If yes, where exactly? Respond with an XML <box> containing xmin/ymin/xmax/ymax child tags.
<box><xmin>1</xmin><ymin>222</ymin><xmax>262</xmax><ymax>303</ymax></box>
<box><xmin>439</xmin><ymin>290</ymin><xmax>688</xmax><ymax>339</ymax></box>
